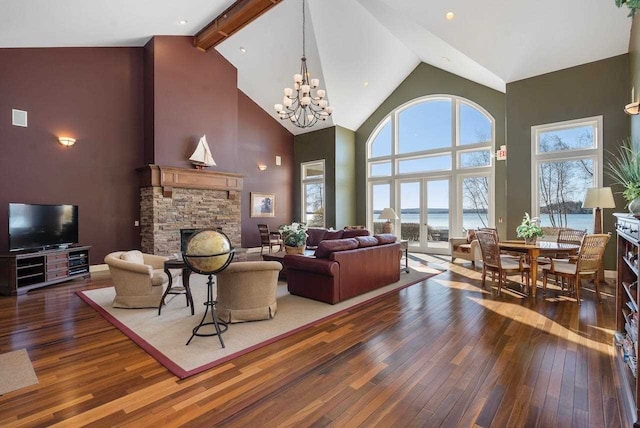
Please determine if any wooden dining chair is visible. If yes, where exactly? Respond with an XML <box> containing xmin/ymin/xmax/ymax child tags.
<box><xmin>476</xmin><ymin>230</ymin><xmax>530</xmax><ymax>295</ymax></box>
<box><xmin>541</xmin><ymin>233</ymin><xmax>611</xmax><ymax>304</ymax></box>
<box><xmin>258</xmin><ymin>224</ymin><xmax>283</xmax><ymax>255</ymax></box>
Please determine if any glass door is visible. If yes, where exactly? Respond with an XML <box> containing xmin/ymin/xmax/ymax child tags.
<box><xmin>398</xmin><ymin>178</ymin><xmax>450</xmax><ymax>253</ymax></box>
<box><xmin>425</xmin><ymin>179</ymin><xmax>450</xmax><ymax>253</ymax></box>
<box><xmin>399</xmin><ymin>181</ymin><xmax>421</xmax><ymax>250</ymax></box>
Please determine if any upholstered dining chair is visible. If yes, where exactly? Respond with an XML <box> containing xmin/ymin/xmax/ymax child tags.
<box><xmin>258</xmin><ymin>224</ymin><xmax>283</xmax><ymax>254</ymax></box>
<box><xmin>541</xmin><ymin>233</ymin><xmax>611</xmax><ymax>304</ymax></box>
<box><xmin>476</xmin><ymin>230</ymin><xmax>530</xmax><ymax>295</ymax></box>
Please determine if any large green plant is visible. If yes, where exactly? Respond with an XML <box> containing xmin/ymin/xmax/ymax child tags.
<box><xmin>607</xmin><ymin>138</ymin><xmax>640</xmax><ymax>203</ymax></box>
<box><xmin>616</xmin><ymin>0</ymin><xmax>640</xmax><ymax>17</ymax></box>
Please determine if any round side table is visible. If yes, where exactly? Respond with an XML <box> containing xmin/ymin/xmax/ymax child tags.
<box><xmin>158</xmin><ymin>258</ymin><xmax>194</xmax><ymax>315</ymax></box>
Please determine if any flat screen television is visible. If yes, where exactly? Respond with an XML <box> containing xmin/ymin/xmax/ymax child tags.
<box><xmin>9</xmin><ymin>203</ymin><xmax>79</xmax><ymax>251</ymax></box>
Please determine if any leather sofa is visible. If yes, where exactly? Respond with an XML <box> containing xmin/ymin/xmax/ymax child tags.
<box><xmin>284</xmin><ymin>233</ymin><xmax>401</xmax><ymax>304</ymax></box>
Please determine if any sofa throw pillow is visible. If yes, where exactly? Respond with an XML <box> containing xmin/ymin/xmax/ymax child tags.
<box><xmin>343</xmin><ymin>229</ymin><xmax>370</xmax><ymax>239</ymax></box>
<box><xmin>306</xmin><ymin>227</ymin><xmax>327</xmax><ymax>247</ymax></box>
<box><xmin>356</xmin><ymin>236</ymin><xmax>378</xmax><ymax>248</ymax></box>
<box><xmin>323</xmin><ymin>230</ymin><xmax>344</xmax><ymax>240</ymax></box>
<box><xmin>373</xmin><ymin>234</ymin><xmax>397</xmax><ymax>245</ymax></box>
<box><xmin>314</xmin><ymin>238</ymin><xmax>359</xmax><ymax>258</ymax></box>
<box><xmin>466</xmin><ymin>229</ymin><xmax>477</xmax><ymax>243</ymax></box>
<box><xmin>121</xmin><ymin>250</ymin><xmax>144</xmax><ymax>264</ymax></box>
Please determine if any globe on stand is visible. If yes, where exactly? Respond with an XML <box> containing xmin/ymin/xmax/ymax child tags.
<box><xmin>182</xmin><ymin>229</ymin><xmax>235</xmax><ymax>348</ymax></box>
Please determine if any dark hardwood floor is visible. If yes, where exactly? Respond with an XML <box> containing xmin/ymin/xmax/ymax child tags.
<box><xmin>0</xmin><ymin>254</ymin><xmax>629</xmax><ymax>427</ymax></box>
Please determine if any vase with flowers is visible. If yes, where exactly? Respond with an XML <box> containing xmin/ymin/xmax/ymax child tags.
<box><xmin>516</xmin><ymin>212</ymin><xmax>543</xmax><ymax>244</ymax></box>
<box><xmin>279</xmin><ymin>222</ymin><xmax>308</xmax><ymax>254</ymax></box>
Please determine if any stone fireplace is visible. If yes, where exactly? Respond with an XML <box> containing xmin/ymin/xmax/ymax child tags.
<box><xmin>137</xmin><ymin>165</ymin><xmax>243</xmax><ymax>256</ymax></box>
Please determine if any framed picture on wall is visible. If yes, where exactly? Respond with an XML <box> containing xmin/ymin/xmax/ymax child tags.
<box><xmin>250</xmin><ymin>192</ymin><xmax>276</xmax><ymax>218</ymax></box>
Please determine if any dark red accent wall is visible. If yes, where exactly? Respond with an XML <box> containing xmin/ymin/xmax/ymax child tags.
<box><xmin>0</xmin><ymin>48</ymin><xmax>144</xmax><ymax>262</ymax></box>
<box><xmin>147</xmin><ymin>36</ymin><xmax>239</xmax><ymax>169</ymax></box>
<box><xmin>238</xmin><ymin>90</ymin><xmax>294</xmax><ymax>247</ymax></box>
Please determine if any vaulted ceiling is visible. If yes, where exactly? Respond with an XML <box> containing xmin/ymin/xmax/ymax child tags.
<box><xmin>0</xmin><ymin>0</ymin><xmax>632</xmax><ymax>135</ymax></box>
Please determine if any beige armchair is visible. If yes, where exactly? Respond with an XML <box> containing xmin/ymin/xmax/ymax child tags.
<box><xmin>449</xmin><ymin>236</ymin><xmax>481</xmax><ymax>266</ymax></box>
<box><xmin>105</xmin><ymin>250</ymin><xmax>178</xmax><ymax>309</ymax></box>
<box><xmin>215</xmin><ymin>261</ymin><xmax>282</xmax><ymax>323</ymax></box>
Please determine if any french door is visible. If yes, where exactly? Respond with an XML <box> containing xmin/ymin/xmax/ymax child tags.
<box><xmin>397</xmin><ymin>177</ymin><xmax>451</xmax><ymax>254</ymax></box>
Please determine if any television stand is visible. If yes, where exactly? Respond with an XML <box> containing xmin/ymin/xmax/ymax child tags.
<box><xmin>0</xmin><ymin>246</ymin><xmax>91</xmax><ymax>296</ymax></box>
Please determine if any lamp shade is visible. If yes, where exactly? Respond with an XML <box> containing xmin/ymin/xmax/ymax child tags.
<box><xmin>582</xmin><ymin>187</ymin><xmax>616</xmax><ymax>209</ymax></box>
<box><xmin>378</xmin><ymin>208</ymin><xmax>399</xmax><ymax>221</ymax></box>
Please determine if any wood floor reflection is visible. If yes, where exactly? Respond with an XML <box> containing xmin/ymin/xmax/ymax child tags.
<box><xmin>0</xmin><ymin>253</ymin><xmax>626</xmax><ymax>427</ymax></box>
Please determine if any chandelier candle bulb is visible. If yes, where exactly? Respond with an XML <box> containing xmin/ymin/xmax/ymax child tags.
<box><xmin>301</xmin><ymin>96</ymin><xmax>311</xmax><ymax>106</ymax></box>
<box><xmin>319</xmin><ymin>100</ymin><xmax>328</xmax><ymax>108</ymax></box>
<box><xmin>284</xmin><ymin>87</ymin><xmax>293</xmax><ymax>97</ymax></box>
<box><xmin>274</xmin><ymin>104</ymin><xmax>283</xmax><ymax>112</ymax></box>
<box><xmin>310</xmin><ymin>78</ymin><xmax>319</xmax><ymax>87</ymax></box>
<box><xmin>294</xmin><ymin>74</ymin><xmax>303</xmax><ymax>83</ymax></box>
<box><xmin>284</xmin><ymin>98</ymin><xmax>293</xmax><ymax>107</ymax></box>
<box><xmin>301</xmin><ymin>84</ymin><xmax>310</xmax><ymax>94</ymax></box>
<box><xmin>316</xmin><ymin>89</ymin><xmax>325</xmax><ymax>98</ymax></box>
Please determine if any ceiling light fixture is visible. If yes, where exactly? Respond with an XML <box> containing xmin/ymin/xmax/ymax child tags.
<box><xmin>239</xmin><ymin>47</ymin><xmax>247</xmax><ymax>53</ymax></box>
<box><xmin>274</xmin><ymin>0</ymin><xmax>332</xmax><ymax>128</ymax></box>
<box><xmin>445</xmin><ymin>11</ymin><xmax>455</xmax><ymax>20</ymax></box>
<box><xmin>178</xmin><ymin>19</ymin><xmax>188</xmax><ymax>25</ymax></box>
<box><xmin>364</xmin><ymin>81</ymin><xmax>369</xmax><ymax>87</ymax></box>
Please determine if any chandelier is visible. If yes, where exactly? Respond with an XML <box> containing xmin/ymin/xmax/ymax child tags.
<box><xmin>274</xmin><ymin>0</ymin><xmax>333</xmax><ymax>128</ymax></box>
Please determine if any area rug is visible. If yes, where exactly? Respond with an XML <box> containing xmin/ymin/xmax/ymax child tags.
<box><xmin>0</xmin><ymin>349</ymin><xmax>38</xmax><ymax>395</ymax></box>
<box><xmin>77</xmin><ymin>266</ymin><xmax>442</xmax><ymax>378</ymax></box>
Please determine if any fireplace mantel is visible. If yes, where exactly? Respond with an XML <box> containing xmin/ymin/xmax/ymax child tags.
<box><xmin>137</xmin><ymin>164</ymin><xmax>243</xmax><ymax>197</ymax></box>
<box><xmin>137</xmin><ymin>165</ymin><xmax>244</xmax><ymax>255</ymax></box>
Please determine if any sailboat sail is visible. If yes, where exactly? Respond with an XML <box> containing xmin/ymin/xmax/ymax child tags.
<box><xmin>189</xmin><ymin>135</ymin><xmax>216</xmax><ymax>167</ymax></box>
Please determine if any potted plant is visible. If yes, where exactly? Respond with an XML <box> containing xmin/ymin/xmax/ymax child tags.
<box><xmin>607</xmin><ymin>137</ymin><xmax>640</xmax><ymax>214</ymax></box>
<box><xmin>516</xmin><ymin>213</ymin><xmax>543</xmax><ymax>244</ymax></box>
<box><xmin>279</xmin><ymin>222</ymin><xmax>309</xmax><ymax>254</ymax></box>
<box><xmin>615</xmin><ymin>0</ymin><xmax>640</xmax><ymax>17</ymax></box>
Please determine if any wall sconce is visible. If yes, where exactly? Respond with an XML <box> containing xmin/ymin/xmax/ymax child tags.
<box><xmin>625</xmin><ymin>87</ymin><xmax>639</xmax><ymax>115</ymax></box>
<box><xmin>258</xmin><ymin>164</ymin><xmax>267</xmax><ymax>171</ymax></box>
<box><xmin>58</xmin><ymin>137</ymin><xmax>76</xmax><ymax>147</ymax></box>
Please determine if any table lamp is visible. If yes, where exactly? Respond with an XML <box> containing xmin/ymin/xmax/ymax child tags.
<box><xmin>582</xmin><ymin>187</ymin><xmax>616</xmax><ymax>234</ymax></box>
<box><xmin>378</xmin><ymin>208</ymin><xmax>399</xmax><ymax>234</ymax></box>
<box><xmin>582</xmin><ymin>187</ymin><xmax>616</xmax><ymax>282</ymax></box>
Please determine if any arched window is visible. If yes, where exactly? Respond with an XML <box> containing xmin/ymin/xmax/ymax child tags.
<box><xmin>366</xmin><ymin>95</ymin><xmax>495</xmax><ymax>253</ymax></box>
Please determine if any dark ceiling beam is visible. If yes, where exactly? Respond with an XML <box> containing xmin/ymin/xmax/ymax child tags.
<box><xmin>194</xmin><ymin>0</ymin><xmax>283</xmax><ymax>51</ymax></box>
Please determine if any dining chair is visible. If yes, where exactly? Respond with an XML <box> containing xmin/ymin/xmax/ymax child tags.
<box><xmin>541</xmin><ymin>233</ymin><xmax>611</xmax><ymax>304</ymax></box>
<box><xmin>257</xmin><ymin>224</ymin><xmax>283</xmax><ymax>254</ymax></box>
<box><xmin>476</xmin><ymin>230</ymin><xmax>530</xmax><ymax>295</ymax></box>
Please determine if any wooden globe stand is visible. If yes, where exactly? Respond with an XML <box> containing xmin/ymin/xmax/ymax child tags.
<box><xmin>182</xmin><ymin>231</ymin><xmax>235</xmax><ymax>349</ymax></box>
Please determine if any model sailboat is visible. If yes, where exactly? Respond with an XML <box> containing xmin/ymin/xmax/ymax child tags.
<box><xmin>189</xmin><ymin>135</ymin><xmax>216</xmax><ymax>169</ymax></box>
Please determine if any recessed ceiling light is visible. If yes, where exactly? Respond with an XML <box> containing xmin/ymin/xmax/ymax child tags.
<box><xmin>442</xmin><ymin>56</ymin><xmax>451</xmax><ymax>62</ymax></box>
<box><xmin>239</xmin><ymin>47</ymin><xmax>247</xmax><ymax>53</ymax></box>
<box><xmin>364</xmin><ymin>81</ymin><xmax>369</xmax><ymax>87</ymax></box>
<box><xmin>445</xmin><ymin>11</ymin><xmax>455</xmax><ymax>20</ymax></box>
<box><xmin>178</xmin><ymin>19</ymin><xmax>188</xmax><ymax>25</ymax></box>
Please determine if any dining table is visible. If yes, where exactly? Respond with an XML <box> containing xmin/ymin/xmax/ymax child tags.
<box><xmin>498</xmin><ymin>240</ymin><xmax>580</xmax><ymax>297</ymax></box>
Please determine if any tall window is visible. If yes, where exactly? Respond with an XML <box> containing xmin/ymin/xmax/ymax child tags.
<box><xmin>367</xmin><ymin>95</ymin><xmax>494</xmax><ymax>253</ymax></box>
<box><xmin>301</xmin><ymin>160</ymin><xmax>325</xmax><ymax>227</ymax></box>
<box><xmin>531</xmin><ymin>116</ymin><xmax>602</xmax><ymax>233</ymax></box>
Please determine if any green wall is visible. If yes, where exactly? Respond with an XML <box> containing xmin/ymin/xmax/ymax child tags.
<box><xmin>335</xmin><ymin>126</ymin><xmax>356</xmax><ymax>228</ymax></box>
<box><xmin>631</xmin><ymin>14</ymin><xmax>640</xmax><ymax>139</ymax></box>
<box><xmin>354</xmin><ymin>62</ymin><xmax>507</xmax><ymax>238</ymax></box>
<box><xmin>293</xmin><ymin>127</ymin><xmax>336</xmax><ymax>227</ymax></box>
<box><xmin>293</xmin><ymin>126</ymin><xmax>356</xmax><ymax>229</ymax></box>
<box><xmin>506</xmin><ymin>54</ymin><xmax>629</xmax><ymax>270</ymax></box>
